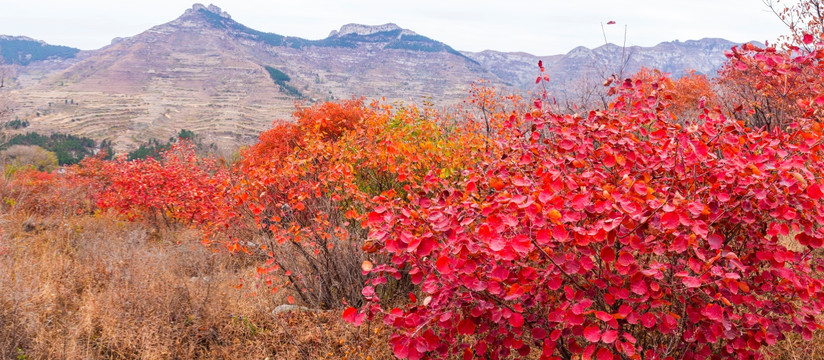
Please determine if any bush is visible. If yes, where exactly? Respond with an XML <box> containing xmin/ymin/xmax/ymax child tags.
<box><xmin>81</xmin><ymin>141</ymin><xmax>234</xmax><ymax>231</ymax></box>
<box><xmin>231</xmin><ymin>99</ymin><xmax>490</xmax><ymax>309</ymax></box>
<box><xmin>1</xmin><ymin>145</ymin><xmax>58</xmax><ymax>174</ymax></box>
<box><xmin>355</xmin><ymin>65</ymin><xmax>824</xmax><ymax>359</ymax></box>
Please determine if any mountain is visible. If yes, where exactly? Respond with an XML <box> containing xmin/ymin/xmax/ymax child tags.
<box><xmin>0</xmin><ymin>36</ymin><xmax>79</xmax><ymax>66</ymax></box>
<box><xmin>5</xmin><ymin>4</ymin><xmax>492</xmax><ymax>152</ymax></box>
<box><xmin>3</xmin><ymin>3</ymin><xmax>742</xmax><ymax>153</ymax></box>
<box><xmin>464</xmin><ymin>38</ymin><xmax>738</xmax><ymax>90</ymax></box>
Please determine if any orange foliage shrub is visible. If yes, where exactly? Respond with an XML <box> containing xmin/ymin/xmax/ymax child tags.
<box><xmin>232</xmin><ymin>98</ymin><xmax>496</xmax><ymax>308</ymax></box>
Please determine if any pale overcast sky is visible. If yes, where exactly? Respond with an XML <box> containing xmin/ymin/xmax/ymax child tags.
<box><xmin>0</xmin><ymin>0</ymin><xmax>793</xmax><ymax>55</ymax></box>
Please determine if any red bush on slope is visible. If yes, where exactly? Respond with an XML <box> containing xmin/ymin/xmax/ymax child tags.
<box><xmin>358</xmin><ymin>56</ymin><xmax>824</xmax><ymax>359</ymax></box>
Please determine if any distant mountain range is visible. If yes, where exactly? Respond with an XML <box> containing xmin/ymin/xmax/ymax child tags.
<box><xmin>0</xmin><ymin>3</ymin><xmax>745</xmax><ymax>152</ymax></box>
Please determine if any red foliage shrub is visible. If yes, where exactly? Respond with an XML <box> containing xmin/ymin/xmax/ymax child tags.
<box><xmin>717</xmin><ymin>42</ymin><xmax>824</xmax><ymax>131</ymax></box>
<box><xmin>356</xmin><ymin>67</ymin><xmax>824</xmax><ymax>359</ymax></box>
<box><xmin>80</xmin><ymin>141</ymin><xmax>234</xmax><ymax>239</ymax></box>
<box><xmin>0</xmin><ymin>168</ymin><xmax>95</xmax><ymax>216</ymax></box>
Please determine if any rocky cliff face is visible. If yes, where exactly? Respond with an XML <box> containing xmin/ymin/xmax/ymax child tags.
<box><xmin>5</xmin><ymin>3</ymin><xmax>744</xmax><ymax>153</ymax></box>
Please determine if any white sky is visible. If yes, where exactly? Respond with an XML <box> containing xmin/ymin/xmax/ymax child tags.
<box><xmin>0</xmin><ymin>0</ymin><xmax>793</xmax><ymax>55</ymax></box>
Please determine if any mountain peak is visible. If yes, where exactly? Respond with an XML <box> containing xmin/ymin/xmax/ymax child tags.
<box><xmin>328</xmin><ymin>23</ymin><xmax>416</xmax><ymax>37</ymax></box>
<box><xmin>183</xmin><ymin>3</ymin><xmax>231</xmax><ymax>19</ymax></box>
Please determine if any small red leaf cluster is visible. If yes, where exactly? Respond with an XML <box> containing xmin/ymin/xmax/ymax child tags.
<box><xmin>359</xmin><ymin>58</ymin><xmax>824</xmax><ymax>359</ymax></box>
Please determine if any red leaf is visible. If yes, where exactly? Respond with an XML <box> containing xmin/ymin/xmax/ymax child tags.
<box><xmin>538</xmin><ymin>190</ymin><xmax>553</xmax><ymax>204</ymax></box>
<box><xmin>617</xmin><ymin>305</ymin><xmax>633</xmax><ymax>318</ymax></box>
<box><xmin>367</xmin><ymin>211</ymin><xmax>383</xmax><ymax>226</ymax></box>
<box><xmin>601</xmin><ymin>330</ymin><xmax>618</xmax><ymax>344</ymax></box>
<box><xmin>509</xmin><ymin>312</ymin><xmax>525</xmax><ymax>328</ymax></box>
<box><xmin>617</xmin><ymin>252</ymin><xmax>634</xmax><ymax>267</ymax></box>
<box><xmin>630</xmin><ymin>278</ymin><xmax>648</xmax><ymax>295</ymax></box>
<box><xmin>603</xmin><ymin>154</ymin><xmax>616</xmax><ymax>167</ymax></box>
<box><xmin>597</xmin><ymin>348</ymin><xmax>614</xmax><ymax>360</ymax></box>
<box><xmin>552</xmin><ymin>224</ymin><xmax>569</xmax><ymax>242</ymax></box>
<box><xmin>670</xmin><ymin>235</ymin><xmax>688</xmax><ymax>253</ymax></box>
<box><xmin>542</xmin><ymin>339</ymin><xmax>557</xmax><ymax>357</ymax></box>
<box><xmin>458</xmin><ymin>318</ymin><xmax>476</xmax><ymax>335</ymax></box>
<box><xmin>512</xmin><ymin>234</ymin><xmax>533</xmax><ymax>253</ymax></box>
<box><xmin>572</xmin><ymin>299</ymin><xmax>594</xmax><ymax>314</ymax></box>
<box><xmin>478</xmin><ymin>224</ymin><xmax>493</xmax><ymax>241</ymax></box>
<box><xmin>640</xmin><ymin>313</ymin><xmax>656</xmax><ymax>328</ymax></box>
<box><xmin>480</xmin><ymin>223</ymin><xmax>506</xmax><ymax>251</ymax></box>
<box><xmin>342</xmin><ymin>307</ymin><xmax>357</xmax><ymax>321</ymax></box>
<box><xmin>661</xmin><ymin>211</ymin><xmax>680</xmax><ymax>230</ymax></box>
<box><xmin>536</xmin><ymin>229</ymin><xmax>552</xmax><ymax>245</ymax></box>
<box><xmin>417</xmin><ymin>236</ymin><xmax>437</xmax><ymax>256</ymax></box>
<box><xmin>707</xmin><ymin>233</ymin><xmax>724</xmax><ymax>250</ymax></box>
<box><xmin>343</xmin><ymin>307</ymin><xmax>365</xmax><ymax>326</ymax></box>
<box><xmin>437</xmin><ymin>256</ymin><xmax>452</xmax><ymax>274</ymax></box>
<box><xmin>547</xmin><ymin>276</ymin><xmax>562</xmax><ymax>290</ymax></box>
<box><xmin>702</xmin><ymin>304</ymin><xmax>723</xmax><ymax>321</ymax></box>
<box><xmin>600</xmin><ymin>247</ymin><xmax>616</xmax><ymax>263</ymax></box>
<box><xmin>583</xmin><ymin>326</ymin><xmax>601</xmax><ymax>342</ymax></box>
<box><xmin>632</xmin><ymin>182</ymin><xmax>647</xmax><ymax>196</ymax></box>
<box><xmin>682</xmin><ymin>276</ymin><xmax>702</xmax><ymax>288</ymax></box>
<box><xmin>489</xmin><ymin>237</ymin><xmax>506</xmax><ymax>251</ymax></box>
<box><xmin>804</xmin><ymin>33</ymin><xmax>814</xmax><ymax>45</ymax></box>
<box><xmin>463</xmin><ymin>348</ymin><xmax>473</xmax><ymax>360</ymax></box>
<box><xmin>687</xmin><ymin>202</ymin><xmax>705</xmax><ymax>216</ymax></box>
<box><xmin>595</xmin><ymin>311</ymin><xmax>613</xmax><ymax>322</ymax></box>
<box><xmin>808</xmin><ymin>184</ymin><xmax>823</xmax><ymax>199</ymax></box>
<box><xmin>571</xmin><ymin>193</ymin><xmax>590</xmax><ymax>210</ymax></box>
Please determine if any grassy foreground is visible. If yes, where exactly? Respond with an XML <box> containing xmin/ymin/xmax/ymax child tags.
<box><xmin>0</xmin><ymin>208</ymin><xmax>394</xmax><ymax>359</ymax></box>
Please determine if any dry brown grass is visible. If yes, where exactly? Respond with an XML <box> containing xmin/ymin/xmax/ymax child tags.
<box><xmin>763</xmin><ymin>331</ymin><xmax>824</xmax><ymax>360</ymax></box>
<box><xmin>0</xmin><ymin>208</ymin><xmax>394</xmax><ymax>360</ymax></box>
